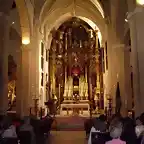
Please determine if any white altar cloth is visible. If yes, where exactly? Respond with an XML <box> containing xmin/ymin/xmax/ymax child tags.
<box><xmin>60</xmin><ymin>103</ymin><xmax>90</xmax><ymax>110</ymax></box>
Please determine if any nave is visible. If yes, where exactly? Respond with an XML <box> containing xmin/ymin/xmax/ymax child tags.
<box><xmin>49</xmin><ymin>131</ymin><xmax>86</xmax><ymax>144</ymax></box>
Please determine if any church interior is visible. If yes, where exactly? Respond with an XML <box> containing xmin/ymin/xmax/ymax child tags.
<box><xmin>1</xmin><ymin>0</ymin><xmax>144</xmax><ymax>143</ymax></box>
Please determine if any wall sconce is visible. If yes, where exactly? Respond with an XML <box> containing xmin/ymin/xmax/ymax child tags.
<box><xmin>136</xmin><ymin>0</ymin><xmax>144</xmax><ymax>5</ymax></box>
<box><xmin>22</xmin><ymin>37</ymin><xmax>30</xmax><ymax>45</ymax></box>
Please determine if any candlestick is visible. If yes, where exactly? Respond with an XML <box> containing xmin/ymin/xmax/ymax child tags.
<box><xmin>80</xmin><ymin>40</ymin><xmax>82</xmax><ymax>48</ymax></box>
<box><xmin>58</xmin><ymin>84</ymin><xmax>61</xmax><ymax>112</ymax></box>
<box><xmin>90</xmin><ymin>84</ymin><xmax>92</xmax><ymax>100</ymax></box>
<box><xmin>65</xmin><ymin>66</ymin><xmax>67</xmax><ymax>84</ymax></box>
<box><xmin>52</xmin><ymin>53</ymin><xmax>56</xmax><ymax>95</ymax></box>
<box><xmin>85</xmin><ymin>66</ymin><xmax>88</xmax><ymax>83</ymax></box>
<box><xmin>65</xmin><ymin>33</ymin><xmax>68</xmax><ymax>50</ymax></box>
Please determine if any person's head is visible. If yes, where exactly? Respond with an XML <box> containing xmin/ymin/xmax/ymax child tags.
<box><xmin>23</xmin><ymin>116</ymin><xmax>30</xmax><ymax>125</ymax></box>
<box><xmin>99</xmin><ymin>114</ymin><xmax>107</xmax><ymax>122</ymax></box>
<box><xmin>135</xmin><ymin>125</ymin><xmax>144</xmax><ymax>137</ymax></box>
<box><xmin>136</xmin><ymin>117</ymin><xmax>142</xmax><ymax>126</ymax></box>
<box><xmin>109</xmin><ymin>120</ymin><xmax>123</xmax><ymax>139</ymax></box>
<box><xmin>2</xmin><ymin>116</ymin><xmax>12</xmax><ymax>129</ymax></box>
<box><xmin>140</xmin><ymin>113</ymin><xmax>144</xmax><ymax>125</ymax></box>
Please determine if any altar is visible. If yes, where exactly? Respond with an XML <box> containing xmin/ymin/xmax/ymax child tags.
<box><xmin>60</xmin><ymin>102</ymin><xmax>90</xmax><ymax>116</ymax></box>
<box><xmin>47</xmin><ymin>18</ymin><xmax>105</xmax><ymax>117</ymax></box>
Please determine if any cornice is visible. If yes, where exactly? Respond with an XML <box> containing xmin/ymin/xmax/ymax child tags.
<box><xmin>112</xmin><ymin>44</ymin><xmax>125</xmax><ymax>49</ymax></box>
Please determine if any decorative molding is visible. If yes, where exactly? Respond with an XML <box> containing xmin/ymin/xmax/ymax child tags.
<box><xmin>112</xmin><ymin>44</ymin><xmax>125</xmax><ymax>49</ymax></box>
<box><xmin>112</xmin><ymin>44</ymin><xmax>131</xmax><ymax>52</ymax></box>
<box><xmin>127</xmin><ymin>7</ymin><xmax>144</xmax><ymax>20</ymax></box>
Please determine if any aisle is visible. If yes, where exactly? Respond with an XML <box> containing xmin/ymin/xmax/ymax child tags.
<box><xmin>51</xmin><ymin>115</ymin><xmax>88</xmax><ymax>131</ymax></box>
<box><xmin>49</xmin><ymin>131</ymin><xmax>87</xmax><ymax>144</ymax></box>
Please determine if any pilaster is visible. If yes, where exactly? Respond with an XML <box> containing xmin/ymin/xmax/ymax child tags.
<box><xmin>112</xmin><ymin>44</ymin><xmax>127</xmax><ymax>116</ymax></box>
<box><xmin>21</xmin><ymin>45</ymin><xmax>31</xmax><ymax>116</ymax></box>
<box><xmin>128</xmin><ymin>6</ymin><xmax>144</xmax><ymax>116</ymax></box>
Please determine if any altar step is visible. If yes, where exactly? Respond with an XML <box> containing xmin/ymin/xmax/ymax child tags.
<box><xmin>51</xmin><ymin>115</ymin><xmax>88</xmax><ymax>131</ymax></box>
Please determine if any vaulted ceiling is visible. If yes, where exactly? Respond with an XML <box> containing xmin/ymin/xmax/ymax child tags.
<box><xmin>38</xmin><ymin>0</ymin><xmax>106</xmax><ymax>41</ymax></box>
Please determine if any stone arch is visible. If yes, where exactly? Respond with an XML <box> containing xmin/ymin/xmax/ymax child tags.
<box><xmin>44</xmin><ymin>9</ymin><xmax>105</xmax><ymax>39</ymax></box>
<box><xmin>39</xmin><ymin>0</ymin><xmax>105</xmax><ymax>36</ymax></box>
<box><xmin>15</xmin><ymin>0</ymin><xmax>31</xmax><ymax>44</ymax></box>
<box><xmin>39</xmin><ymin>0</ymin><xmax>104</xmax><ymax>24</ymax></box>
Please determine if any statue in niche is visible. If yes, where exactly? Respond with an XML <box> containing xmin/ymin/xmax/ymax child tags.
<box><xmin>68</xmin><ymin>28</ymin><xmax>72</xmax><ymax>35</ymax></box>
<box><xmin>72</xmin><ymin>40</ymin><xmax>79</xmax><ymax>48</ymax></box>
<box><xmin>58</xmin><ymin>40</ymin><xmax>63</xmax><ymax>54</ymax></box>
<box><xmin>52</xmin><ymin>40</ymin><xmax>57</xmax><ymax>52</ymax></box>
<box><xmin>59</xmin><ymin>31</ymin><xmax>64</xmax><ymax>40</ymax></box>
<box><xmin>83</xmin><ymin>41</ymin><xmax>88</xmax><ymax>48</ymax></box>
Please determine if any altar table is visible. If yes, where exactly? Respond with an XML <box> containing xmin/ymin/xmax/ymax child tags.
<box><xmin>60</xmin><ymin>103</ymin><xmax>90</xmax><ymax>115</ymax></box>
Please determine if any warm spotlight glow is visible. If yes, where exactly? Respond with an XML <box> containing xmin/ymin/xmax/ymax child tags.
<box><xmin>58</xmin><ymin>55</ymin><xmax>62</xmax><ymax>58</ymax></box>
<box><xmin>137</xmin><ymin>0</ymin><xmax>144</xmax><ymax>5</ymax></box>
<box><xmin>22</xmin><ymin>37</ymin><xmax>30</xmax><ymax>45</ymax></box>
<box><xmin>125</xmin><ymin>19</ymin><xmax>128</xmax><ymax>22</ymax></box>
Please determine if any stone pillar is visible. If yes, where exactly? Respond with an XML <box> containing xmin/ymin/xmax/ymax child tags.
<box><xmin>106</xmin><ymin>26</ymin><xmax>116</xmax><ymax>113</ymax></box>
<box><xmin>16</xmin><ymin>48</ymin><xmax>22</xmax><ymax>116</ymax></box>
<box><xmin>124</xmin><ymin>46</ymin><xmax>132</xmax><ymax>110</ymax></box>
<box><xmin>52</xmin><ymin>52</ymin><xmax>56</xmax><ymax>96</ymax></box>
<box><xmin>0</xmin><ymin>12</ymin><xmax>9</xmax><ymax>114</ymax></box>
<box><xmin>128</xmin><ymin>6</ymin><xmax>144</xmax><ymax>116</ymax></box>
<box><xmin>17</xmin><ymin>46</ymin><xmax>31</xmax><ymax>117</ymax></box>
<box><xmin>113</xmin><ymin>44</ymin><xmax>127</xmax><ymax>116</ymax></box>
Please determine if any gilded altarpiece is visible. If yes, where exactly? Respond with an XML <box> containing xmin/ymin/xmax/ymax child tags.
<box><xmin>48</xmin><ymin>18</ymin><xmax>105</xmax><ymax>114</ymax></box>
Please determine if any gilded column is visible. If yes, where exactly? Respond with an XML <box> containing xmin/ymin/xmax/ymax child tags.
<box><xmin>68</xmin><ymin>28</ymin><xmax>72</xmax><ymax>48</ymax></box>
<box><xmin>85</xmin><ymin>65</ymin><xmax>88</xmax><ymax>83</ymax></box>
<box><xmin>21</xmin><ymin>46</ymin><xmax>31</xmax><ymax>116</ymax></box>
<box><xmin>65</xmin><ymin>33</ymin><xmax>68</xmax><ymax>84</ymax></box>
<box><xmin>52</xmin><ymin>40</ymin><xmax>56</xmax><ymax>96</ymax></box>
<box><xmin>95</xmin><ymin>31</ymin><xmax>100</xmax><ymax>106</ymax></box>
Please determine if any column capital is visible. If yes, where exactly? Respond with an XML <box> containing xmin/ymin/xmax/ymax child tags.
<box><xmin>112</xmin><ymin>44</ymin><xmax>125</xmax><ymax>49</ymax></box>
<box><xmin>112</xmin><ymin>44</ymin><xmax>130</xmax><ymax>52</ymax></box>
<box><xmin>127</xmin><ymin>6</ymin><xmax>144</xmax><ymax>20</ymax></box>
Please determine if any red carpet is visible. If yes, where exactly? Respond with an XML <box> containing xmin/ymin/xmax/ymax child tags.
<box><xmin>52</xmin><ymin>116</ymin><xmax>89</xmax><ymax>131</ymax></box>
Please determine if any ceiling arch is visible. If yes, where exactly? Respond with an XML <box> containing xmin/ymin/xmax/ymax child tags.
<box><xmin>43</xmin><ymin>6</ymin><xmax>105</xmax><ymax>41</ymax></box>
<box><xmin>45</xmin><ymin>13</ymin><xmax>102</xmax><ymax>50</ymax></box>
<box><xmin>39</xmin><ymin>0</ymin><xmax>104</xmax><ymax>24</ymax></box>
<box><xmin>15</xmin><ymin>0</ymin><xmax>31</xmax><ymax>44</ymax></box>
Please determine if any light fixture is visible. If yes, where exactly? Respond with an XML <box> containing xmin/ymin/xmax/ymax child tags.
<box><xmin>125</xmin><ymin>19</ymin><xmax>128</xmax><ymax>22</ymax></box>
<box><xmin>12</xmin><ymin>22</ymin><xmax>15</xmax><ymax>24</ymax></box>
<box><xmin>137</xmin><ymin>0</ymin><xmax>144</xmax><ymax>5</ymax></box>
<box><xmin>58</xmin><ymin>55</ymin><xmax>62</xmax><ymax>58</ymax></box>
<box><xmin>22</xmin><ymin>37</ymin><xmax>30</xmax><ymax>45</ymax></box>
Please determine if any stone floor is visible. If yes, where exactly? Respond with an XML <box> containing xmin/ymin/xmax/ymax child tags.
<box><xmin>49</xmin><ymin>131</ymin><xmax>87</xmax><ymax>144</ymax></box>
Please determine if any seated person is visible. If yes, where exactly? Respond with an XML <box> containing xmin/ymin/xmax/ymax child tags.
<box><xmin>19</xmin><ymin>117</ymin><xmax>35</xmax><ymax>144</ymax></box>
<box><xmin>106</xmin><ymin>120</ymin><xmax>126</xmax><ymax>144</ymax></box>
<box><xmin>1</xmin><ymin>117</ymin><xmax>17</xmax><ymax>139</ymax></box>
<box><xmin>88</xmin><ymin>115</ymin><xmax>107</xmax><ymax>144</ymax></box>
